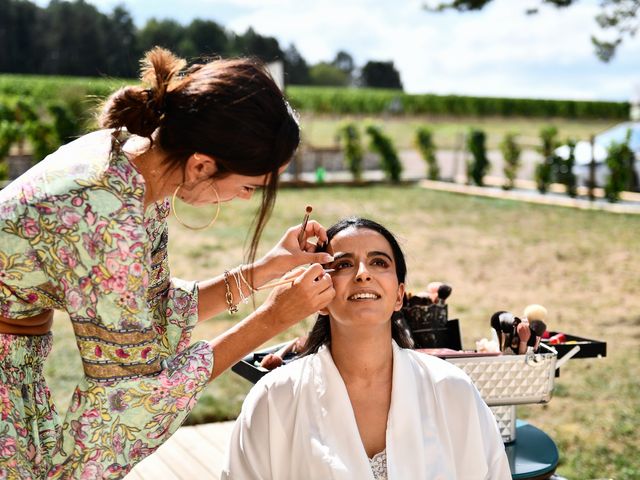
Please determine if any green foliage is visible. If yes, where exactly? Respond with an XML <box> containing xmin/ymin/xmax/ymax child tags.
<box><xmin>604</xmin><ymin>130</ymin><xmax>636</xmax><ymax>202</ymax></box>
<box><xmin>0</xmin><ymin>121</ymin><xmax>20</xmax><ymax>160</ymax></box>
<box><xmin>309</xmin><ymin>62</ymin><xmax>350</xmax><ymax>87</ymax></box>
<box><xmin>466</xmin><ymin>129</ymin><xmax>489</xmax><ymax>186</ymax></box>
<box><xmin>337</xmin><ymin>122</ymin><xmax>364</xmax><ymax>181</ymax></box>
<box><xmin>286</xmin><ymin>86</ymin><xmax>628</xmax><ymax>119</ymax></box>
<box><xmin>365</xmin><ymin>124</ymin><xmax>402</xmax><ymax>182</ymax></box>
<box><xmin>415</xmin><ymin>127</ymin><xmax>440</xmax><ymax>180</ymax></box>
<box><xmin>535</xmin><ymin>126</ymin><xmax>560</xmax><ymax>194</ymax></box>
<box><xmin>360</xmin><ymin>61</ymin><xmax>403</xmax><ymax>90</ymax></box>
<box><xmin>499</xmin><ymin>132</ymin><xmax>521</xmax><ymax>190</ymax></box>
<box><xmin>555</xmin><ymin>139</ymin><xmax>578</xmax><ymax>198</ymax></box>
<box><xmin>0</xmin><ymin>96</ymin><xmax>65</xmax><ymax>164</ymax></box>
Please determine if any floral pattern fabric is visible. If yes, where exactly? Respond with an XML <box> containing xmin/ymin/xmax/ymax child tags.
<box><xmin>0</xmin><ymin>130</ymin><xmax>214</xmax><ymax>479</ymax></box>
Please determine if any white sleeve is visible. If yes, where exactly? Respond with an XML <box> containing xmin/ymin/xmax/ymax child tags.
<box><xmin>221</xmin><ymin>383</ymin><xmax>274</xmax><ymax>480</ymax></box>
<box><xmin>474</xmin><ymin>394</ymin><xmax>512</xmax><ymax>480</ymax></box>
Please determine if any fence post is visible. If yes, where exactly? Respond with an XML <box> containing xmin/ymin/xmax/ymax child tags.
<box><xmin>588</xmin><ymin>135</ymin><xmax>596</xmax><ymax>201</ymax></box>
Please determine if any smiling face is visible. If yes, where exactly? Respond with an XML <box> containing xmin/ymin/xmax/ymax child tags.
<box><xmin>322</xmin><ymin>226</ymin><xmax>405</xmax><ymax>329</ymax></box>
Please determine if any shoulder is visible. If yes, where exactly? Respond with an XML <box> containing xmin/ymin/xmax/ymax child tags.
<box><xmin>242</xmin><ymin>354</ymin><xmax>315</xmax><ymax>408</ymax></box>
<box><xmin>0</xmin><ymin>130</ymin><xmax>114</xmax><ymax>207</ymax></box>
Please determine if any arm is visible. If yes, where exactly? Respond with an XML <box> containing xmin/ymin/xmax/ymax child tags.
<box><xmin>197</xmin><ymin>220</ymin><xmax>332</xmax><ymax>322</ymax></box>
<box><xmin>208</xmin><ymin>263</ymin><xmax>334</xmax><ymax>380</ymax></box>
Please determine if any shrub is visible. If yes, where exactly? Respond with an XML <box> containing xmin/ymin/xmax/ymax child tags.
<box><xmin>337</xmin><ymin>122</ymin><xmax>364</xmax><ymax>181</ymax></box>
<box><xmin>535</xmin><ymin>126</ymin><xmax>559</xmax><ymax>194</ymax></box>
<box><xmin>365</xmin><ymin>124</ymin><xmax>402</xmax><ymax>182</ymax></box>
<box><xmin>415</xmin><ymin>127</ymin><xmax>439</xmax><ymax>180</ymax></box>
<box><xmin>555</xmin><ymin>139</ymin><xmax>577</xmax><ymax>198</ymax></box>
<box><xmin>466</xmin><ymin>129</ymin><xmax>489</xmax><ymax>186</ymax></box>
<box><xmin>500</xmin><ymin>132</ymin><xmax>521</xmax><ymax>190</ymax></box>
<box><xmin>604</xmin><ymin>130</ymin><xmax>635</xmax><ymax>202</ymax></box>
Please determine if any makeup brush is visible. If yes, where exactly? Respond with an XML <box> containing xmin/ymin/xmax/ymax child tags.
<box><xmin>297</xmin><ymin>205</ymin><xmax>313</xmax><ymax>248</ymax></box>
<box><xmin>256</xmin><ymin>268</ymin><xmax>335</xmax><ymax>291</ymax></box>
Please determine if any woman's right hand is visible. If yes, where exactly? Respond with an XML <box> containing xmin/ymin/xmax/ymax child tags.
<box><xmin>260</xmin><ymin>263</ymin><xmax>335</xmax><ymax>329</ymax></box>
<box><xmin>208</xmin><ymin>263</ymin><xmax>334</xmax><ymax>379</ymax></box>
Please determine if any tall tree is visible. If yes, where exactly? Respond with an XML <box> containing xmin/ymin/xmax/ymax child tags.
<box><xmin>424</xmin><ymin>0</ymin><xmax>640</xmax><ymax>62</ymax></box>
<box><xmin>0</xmin><ymin>0</ymin><xmax>40</xmax><ymax>73</ymax></box>
<box><xmin>231</xmin><ymin>27</ymin><xmax>283</xmax><ymax>62</ymax></box>
<box><xmin>104</xmin><ymin>6</ymin><xmax>138</xmax><ymax>77</ymax></box>
<box><xmin>38</xmin><ymin>0</ymin><xmax>112</xmax><ymax>75</ymax></box>
<box><xmin>184</xmin><ymin>19</ymin><xmax>229</xmax><ymax>60</ymax></box>
<box><xmin>283</xmin><ymin>44</ymin><xmax>310</xmax><ymax>85</ymax></box>
<box><xmin>360</xmin><ymin>61</ymin><xmax>403</xmax><ymax>90</ymax></box>
<box><xmin>138</xmin><ymin>18</ymin><xmax>187</xmax><ymax>57</ymax></box>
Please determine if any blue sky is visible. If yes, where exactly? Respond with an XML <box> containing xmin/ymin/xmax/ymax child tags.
<box><xmin>34</xmin><ymin>0</ymin><xmax>640</xmax><ymax>101</ymax></box>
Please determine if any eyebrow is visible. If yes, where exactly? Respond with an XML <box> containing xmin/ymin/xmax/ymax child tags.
<box><xmin>332</xmin><ymin>251</ymin><xmax>394</xmax><ymax>262</ymax></box>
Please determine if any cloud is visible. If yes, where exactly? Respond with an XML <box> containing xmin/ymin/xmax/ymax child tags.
<box><xmin>32</xmin><ymin>0</ymin><xmax>640</xmax><ymax>100</ymax></box>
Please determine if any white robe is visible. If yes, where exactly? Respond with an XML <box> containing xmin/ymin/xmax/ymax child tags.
<box><xmin>222</xmin><ymin>342</ymin><xmax>512</xmax><ymax>480</ymax></box>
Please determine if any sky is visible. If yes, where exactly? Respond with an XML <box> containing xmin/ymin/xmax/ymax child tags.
<box><xmin>34</xmin><ymin>0</ymin><xmax>640</xmax><ymax>101</ymax></box>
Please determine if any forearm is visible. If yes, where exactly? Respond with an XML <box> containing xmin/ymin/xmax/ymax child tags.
<box><xmin>197</xmin><ymin>259</ymin><xmax>280</xmax><ymax>322</ymax></box>
<box><xmin>207</xmin><ymin>303</ymin><xmax>285</xmax><ymax>380</ymax></box>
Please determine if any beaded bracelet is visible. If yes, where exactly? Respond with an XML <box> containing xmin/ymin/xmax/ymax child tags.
<box><xmin>223</xmin><ymin>270</ymin><xmax>238</xmax><ymax>314</ymax></box>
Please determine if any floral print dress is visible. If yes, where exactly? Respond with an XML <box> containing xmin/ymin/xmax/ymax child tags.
<box><xmin>0</xmin><ymin>130</ymin><xmax>214</xmax><ymax>479</ymax></box>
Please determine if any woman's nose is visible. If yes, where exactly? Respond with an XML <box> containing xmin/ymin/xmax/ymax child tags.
<box><xmin>355</xmin><ymin>262</ymin><xmax>371</xmax><ymax>282</ymax></box>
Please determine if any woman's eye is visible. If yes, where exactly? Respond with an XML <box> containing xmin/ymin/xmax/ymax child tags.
<box><xmin>334</xmin><ymin>261</ymin><xmax>353</xmax><ymax>270</ymax></box>
<box><xmin>372</xmin><ymin>258</ymin><xmax>389</xmax><ymax>268</ymax></box>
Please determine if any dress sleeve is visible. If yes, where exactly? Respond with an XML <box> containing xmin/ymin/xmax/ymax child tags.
<box><xmin>46</xmin><ymin>196</ymin><xmax>215</xmax><ymax>478</ymax></box>
<box><xmin>221</xmin><ymin>382</ymin><xmax>274</xmax><ymax>480</ymax></box>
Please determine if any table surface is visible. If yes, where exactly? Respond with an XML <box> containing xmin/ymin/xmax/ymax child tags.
<box><xmin>507</xmin><ymin>420</ymin><xmax>559</xmax><ymax>479</ymax></box>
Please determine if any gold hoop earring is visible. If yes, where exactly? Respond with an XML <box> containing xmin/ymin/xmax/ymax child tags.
<box><xmin>171</xmin><ymin>183</ymin><xmax>220</xmax><ymax>230</ymax></box>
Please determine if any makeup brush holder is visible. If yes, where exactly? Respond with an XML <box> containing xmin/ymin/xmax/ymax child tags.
<box><xmin>401</xmin><ymin>303</ymin><xmax>449</xmax><ymax>348</ymax></box>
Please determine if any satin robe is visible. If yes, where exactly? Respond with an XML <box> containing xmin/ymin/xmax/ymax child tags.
<box><xmin>222</xmin><ymin>342</ymin><xmax>511</xmax><ymax>480</ymax></box>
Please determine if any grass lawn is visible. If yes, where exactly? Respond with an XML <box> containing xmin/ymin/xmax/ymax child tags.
<box><xmin>299</xmin><ymin>113</ymin><xmax>618</xmax><ymax>150</ymax></box>
<box><xmin>47</xmin><ymin>185</ymin><xmax>639</xmax><ymax>479</ymax></box>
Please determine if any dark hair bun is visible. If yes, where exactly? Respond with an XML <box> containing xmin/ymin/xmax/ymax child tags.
<box><xmin>99</xmin><ymin>47</ymin><xmax>186</xmax><ymax>137</ymax></box>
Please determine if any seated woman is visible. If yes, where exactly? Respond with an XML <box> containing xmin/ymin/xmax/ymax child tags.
<box><xmin>222</xmin><ymin>217</ymin><xmax>511</xmax><ymax>480</ymax></box>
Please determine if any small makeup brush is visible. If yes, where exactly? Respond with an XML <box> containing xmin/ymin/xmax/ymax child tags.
<box><xmin>297</xmin><ymin>205</ymin><xmax>313</xmax><ymax>247</ymax></box>
<box><xmin>256</xmin><ymin>268</ymin><xmax>335</xmax><ymax>291</ymax></box>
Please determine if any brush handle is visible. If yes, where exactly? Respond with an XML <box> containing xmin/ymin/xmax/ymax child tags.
<box><xmin>256</xmin><ymin>268</ymin><xmax>334</xmax><ymax>291</ymax></box>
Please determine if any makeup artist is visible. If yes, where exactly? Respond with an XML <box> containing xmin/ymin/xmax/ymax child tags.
<box><xmin>0</xmin><ymin>47</ymin><xmax>334</xmax><ymax>479</ymax></box>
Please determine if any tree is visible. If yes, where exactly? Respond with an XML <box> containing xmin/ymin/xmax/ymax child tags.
<box><xmin>138</xmin><ymin>18</ymin><xmax>186</xmax><ymax>57</ymax></box>
<box><xmin>309</xmin><ymin>62</ymin><xmax>349</xmax><ymax>86</ymax></box>
<box><xmin>231</xmin><ymin>27</ymin><xmax>283</xmax><ymax>62</ymax></box>
<box><xmin>0</xmin><ymin>0</ymin><xmax>40</xmax><ymax>73</ymax></box>
<box><xmin>332</xmin><ymin>50</ymin><xmax>355</xmax><ymax>84</ymax></box>
<box><xmin>283</xmin><ymin>44</ymin><xmax>310</xmax><ymax>85</ymax></box>
<box><xmin>184</xmin><ymin>19</ymin><xmax>229</xmax><ymax>59</ymax></box>
<box><xmin>360</xmin><ymin>61</ymin><xmax>403</xmax><ymax>90</ymax></box>
<box><xmin>424</xmin><ymin>0</ymin><xmax>640</xmax><ymax>62</ymax></box>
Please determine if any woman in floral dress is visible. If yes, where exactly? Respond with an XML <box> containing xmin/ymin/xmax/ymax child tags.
<box><xmin>0</xmin><ymin>48</ymin><xmax>335</xmax><ymax>479</ymax></box>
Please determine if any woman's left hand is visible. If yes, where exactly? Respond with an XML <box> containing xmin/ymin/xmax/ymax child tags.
<box><xmin>258</xmin><ymin>220</ymin><xmax>333</xmax><ymax>279</ymax></box>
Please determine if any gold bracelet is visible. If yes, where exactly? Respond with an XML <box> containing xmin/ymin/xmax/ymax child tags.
<box><xmin>238</xmin><ymin>264</ymin><xmax>256</xmax><ymax>293</ymax></box>
<box><xmin>223</xmin><ymin>270</ymin><xmax>238</xmax><ymax>314</ymax></box>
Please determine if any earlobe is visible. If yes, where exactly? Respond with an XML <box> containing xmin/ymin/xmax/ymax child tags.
<box><xmin>394</xmin><ymin>283</ymin><xmax>406</xmax><ymax>311</ymax></box>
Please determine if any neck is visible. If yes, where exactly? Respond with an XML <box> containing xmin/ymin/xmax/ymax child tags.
<box><xmin>330</xmin><ymin>323</ymin><xmax>393</xmax><ymax>384</ymax></box>
<box><xmin>126</xmin><ymin>139</ymin><xmax>181</xmax><ymax>209</ymax></box>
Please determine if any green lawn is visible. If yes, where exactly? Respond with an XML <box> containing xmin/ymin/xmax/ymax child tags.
<box><xmin>48</xmin><ymin>186</ymin><xmax>639</xmax><ymax>479</ymax></box>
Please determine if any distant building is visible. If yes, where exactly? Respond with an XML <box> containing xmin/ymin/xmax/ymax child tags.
<box><xmin>268</xmin><ymin>61</ymin><xmax>285</xmax><ymax>92</ymax></box>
